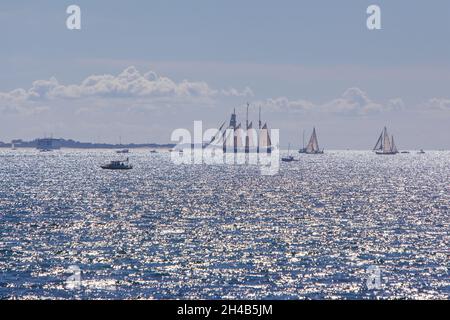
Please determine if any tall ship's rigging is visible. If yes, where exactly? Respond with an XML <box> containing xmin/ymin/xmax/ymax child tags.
<box><xmin>373</xmin><ymin>126</ymin><xmax>399</xmax><ymax>155</ymax></box>
<box><xmin>205</xmin><ymin>104</ymin><xmax>273</xmax><ymax>153</ymax></box>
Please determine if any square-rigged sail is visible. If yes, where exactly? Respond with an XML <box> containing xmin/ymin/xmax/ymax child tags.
<box><xmin>216</xmin><ymin>108</ymin><xmax>272</xmax><ymax>153</ymax></box>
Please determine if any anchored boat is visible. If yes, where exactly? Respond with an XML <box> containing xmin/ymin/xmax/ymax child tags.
<box><xmin>101</xmin><ymin>158</ymin><xmax>133</xmax><ymax>170</ymax></box>
<box><xmin>282</xmin><ymin>143</ymin><xmax>295</xmax><ymax>162</ymax></box>
<box><xmin>373</xmin><ymin>127</ymin><xmax>399</xmax><ymax>155</ymax></box>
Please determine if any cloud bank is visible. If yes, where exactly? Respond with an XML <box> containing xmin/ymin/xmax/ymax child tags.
<box><xmin>0</xmin><ymin>67</ymin><xmax>449</xmax><ymax>119</ymax></box>
<box><xmin>257</xmin><ymin>88</ymin><xmax>405</xmax><ymax>116</ymax></box>
<box><xmin>0</xmin><ymin>66</ymin><xmax>253</xmax><ymax>107</ymax></box>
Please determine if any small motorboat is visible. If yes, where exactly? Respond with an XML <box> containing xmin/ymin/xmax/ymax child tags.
<box><xmin>101</xmin><ymin>158</ymin><xmax>133</xmax><ymax>170</ymax></box>
<box><xmin>116</xmin><ymin>149</ymin><xmax>129</xmax><ymax>154</ymax></box>
<box><xmin>150</xmin><ymin>150</ymin><xmax>158</xmax><ymax>154</ymax></box>
<box><xmin>401</xmin><ymin>151</ymin><xmax>410</xmax><ymax>154</ymax></box>
<box><xmin>282</xmin><ymin>155</ymin><xmax>295</xmax><ymax>162</ymax></box>
<box><xmin>418</xmin><ymin>149</ymin><xmax>425</xmax><ymax>154</ymax></box>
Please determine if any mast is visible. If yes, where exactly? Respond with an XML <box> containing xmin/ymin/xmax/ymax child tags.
<box><xmin>246</xmin><ymin>103</ymin><xmax>249</xmax><ymax>130</ymax></box>
<box><xmin>245</xmin><ymin>103</ymin><xmax>250</xmax><ymax>153</ymax></box>
<box><xmin>257</xmin><ymin>106</ymin><xmax>262</xmax><ymax>153</ymax></box>
<box><xmin>234</xmin><ymin>123</ymin><xmax>241</xmax><ymax>153</ymax></box>
<box><xmin>303</xmin><ymin>130</ymin><xmax>305</xmax><ymax>149</ymax></box>
<box><xmin>259</xmin><ymin>106</ymin><xmax>262</xmax><ymax>130</ymax></box>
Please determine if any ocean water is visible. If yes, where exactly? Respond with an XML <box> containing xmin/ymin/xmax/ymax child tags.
<box><xmin>0</xmin><ymin>149</ymin><xmax>448</xmax><ymax>300</ymax></box>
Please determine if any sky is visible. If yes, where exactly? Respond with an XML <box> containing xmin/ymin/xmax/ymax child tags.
<box><xmin>0</xmin><ymin>0</ymin><xmax>449</xmax><ymax>149</ymax></box>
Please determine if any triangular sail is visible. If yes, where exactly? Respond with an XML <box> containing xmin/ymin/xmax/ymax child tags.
<box><xmin>306</xmin><ymin>128</ymin><xmax>320</xmax><ymax>153</ymax></box>
<box><xmin>373</xmin><ymin>131</ymin><xmax>383</xmax><ymax>151</ymax></box>
<box><xmin>205</xmin><ymin>121</ymin><xmax>225</xmax><ymax>148</ymax></box>
<box><xmin>259</xmin><ymin>123</ymin><xmax>272</xmax><ymax>151</ymax></box>
<box><xmin>382</xmin><ymin>127</ymin><xmax>391</xmax><ymax>153</ymax></box>
<box><xmin>391</xmin><ymin>136</ymin><xmax>398</xmax><ymax>153</ymax></box>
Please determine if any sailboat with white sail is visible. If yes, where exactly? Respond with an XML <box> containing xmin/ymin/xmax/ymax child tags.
<box><xmin>299</xmin><ymin>127</ymin><xmax>324</xmax><ymax>154</ymax></box>
<box><xmin>373</xmin><ymin>127</ymin><xmax>399</xmax><ymax>155</ymax></box>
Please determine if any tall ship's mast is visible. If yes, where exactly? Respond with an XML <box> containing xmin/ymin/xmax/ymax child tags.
<box><xmin>245</xmin><ymin>103</ymin><xmax>250</xmax><ymax>154</ymax></box>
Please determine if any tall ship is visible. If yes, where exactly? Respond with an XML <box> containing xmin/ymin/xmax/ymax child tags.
<box><xmin>299</xmin><ymin>127</ymin><xmax>324</xmax><ymax>154</ymax></box>
<box><xmin>206</xmin><ymin>104</ymin><xmax>273</xmax><ymax>153</ymax></box>
<box><xmin>373</xmin><ymin>127</ymin><xmax>398</xmax><ymax>155</ymax></box>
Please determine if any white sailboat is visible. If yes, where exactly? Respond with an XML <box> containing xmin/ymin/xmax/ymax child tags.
<box><xmin>300</xmin><ymin>127</ymin><xmax>324</xmax><ymax>154</ymax></box>
<box><xmin>373</xmin><ymin>127</ymin><xmax>399</xmax><ymax>155</ymax></box>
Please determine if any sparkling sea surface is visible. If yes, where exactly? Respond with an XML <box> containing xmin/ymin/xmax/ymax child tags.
<box><xmin>0</xmin><ymin>149</ymin><xmax>449</xmax><ymax>300</ymax></box>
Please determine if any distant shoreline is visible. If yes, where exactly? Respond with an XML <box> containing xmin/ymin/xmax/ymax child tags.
<box><xmin>0</xmin><ymin>138</ymin><xmax>175</xmax><ymax>150</ymax></box>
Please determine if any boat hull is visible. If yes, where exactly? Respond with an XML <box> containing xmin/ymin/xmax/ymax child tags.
<box><xmin>375</xmin><ymin>151</ymin><xmax>398</xmax><ymax>155</ymax></box>
<box><xmin>101</xmin><ymin>166</ymin><xmax>133</xmax><ymax>170</ymax></box>
<box><xmin>299</xmin><ymin>150</ymin><xmax>324</xmax><ymax>154</ymax></box>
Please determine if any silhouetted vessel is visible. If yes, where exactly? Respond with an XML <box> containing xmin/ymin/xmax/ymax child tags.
<box><xmin>101</xmin><ymin>158</ymin><xmax>133</xmax><ymax>170</ymax></box>
<box><xmin>373</xmin><ymin>127</ymin><xmax>398</xmax><ymax>155</ymax></box>
<box><xmin>116</xmin><ymin>149</ymin><xmax>129</xmax><ymax>154</ymax></box>
<box><xmin>205</xmin><ymin>104</ymin><xmax>273</xmax><ymax>153</ymax></box>
<box><xmin>299</xmin><ymin>128</ymin><xmax>324</xmax><ymax>154</ymax></box>
<box><xmin>37</xmin><ymin>138</ymin><xmax>61</xmax><ymax>152</ymax></box>
<box><xmin>282</xmin><ymin>144</ymin><xmax>295</xmax><ymax>162</ymax></box>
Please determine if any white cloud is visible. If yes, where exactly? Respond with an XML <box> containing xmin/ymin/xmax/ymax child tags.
<box><xmin>258</xmin><ymin>96</ymin><xmax>314</xmax><ymax>113</ymax></box>
<box><xmin>257</xmin><ymin>87</ymin><xmax>404</xmax><ymax>116</ymax></box>
<box><xmin>425</xmin><ymin>98</ymin><xmax>450</xmax><ymax>111</ymax></box>
<box><xmin>0</xmin><ymin>66</ymin><xmax>252</xmax><ymax>107</ymax></box>
<box><xmin>1</xmin><ymin>69</ymin><xmax>447</xmax><ymax>120</ymax></box>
